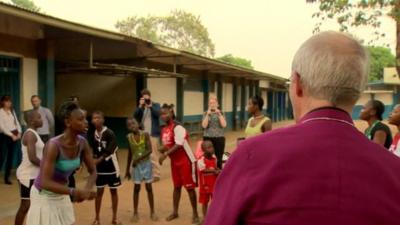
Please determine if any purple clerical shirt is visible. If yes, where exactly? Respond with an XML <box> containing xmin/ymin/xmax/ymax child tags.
<box><xmin>205</xmin><ymin>107</ymin><xmax>400</xmax><ymax>225</ymax></box>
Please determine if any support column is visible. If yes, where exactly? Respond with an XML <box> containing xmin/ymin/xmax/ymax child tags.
<box><xmin>217</xmin><ymin>78</ymin><xmax>223</xmax><ymax>111</ymax></box>
<box><xmin>273</xmin><ymin>91</ymin><xmax>278</xmax><ymax>122</ymax></box>
<box><xmin>282</xmin><ymin>92</ymin><xmax>287</xmax><ymax>120</ymax></box>
<box><xmin>135</xmin><ymin>73</ymin><xmax>147</xmax><ymax>102</ymax></box>
<box><xmin>249</xmin><ymin>81</ymin><xmax>254</xmax><ymax>98</ymax></box>
<box><xmin>255</xmin><ymin>80</ymin><xmax>260</xmax><ymax>96</ymax></box>
<box><xmin>278</xmin><ymin>92</ymin><xmax>283</xmax><ymax>121</ymax></box>
<box><xmin>176</xmin><ymin>65</ymin><xmax>184</xmax><ymax>122</ymax></box>
<box><xmin>202</xmin><ymin>71</ymin><xmax>210</xmax><ymax>112</ymax></box>
<box><xmin>232</xmin><ymin>79</ymin><xmax>238</xmax><ymax>131</ymax></box>
<box><xmin>240</xmin><ymin>79</ymin><xmax>246</xmax><ymax>128</ymax></box>
<box><xmin>267</xmin><ymin>90</ymin><xmax>274</xmax><ymax>119</ymax></box>
<box><xmin>38</xmin><ymin>40</ymin><xmax>55</xmax><ymax>112</ymax></box>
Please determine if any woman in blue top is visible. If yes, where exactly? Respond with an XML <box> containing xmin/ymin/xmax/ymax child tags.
<box><xmin>27</xmin><ymin>101</ymin><xmax>97</xmax><ymax>225</ymax></box>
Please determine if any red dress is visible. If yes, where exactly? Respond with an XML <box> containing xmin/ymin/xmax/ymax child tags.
<box><xmin>161</xmin><ymin>121</ymin><xmax>196</xmax><ymax>189</ymax></box>
<box><xmin>198</xmin><ymin>155</ymin><xmax>218</xmax><ymax>204</ymax></box>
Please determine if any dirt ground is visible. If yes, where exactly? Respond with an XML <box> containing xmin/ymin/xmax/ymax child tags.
<box><xmin>0</xmin><ymin>119</ymin><xmax>396</xmax><ymax>225</ymax></box>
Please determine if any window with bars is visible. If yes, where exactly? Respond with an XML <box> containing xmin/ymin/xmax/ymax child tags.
<box><xmin>0</xmin><ymin>56</ymin><xmax>20</xmax><ymax>73</ymax></box>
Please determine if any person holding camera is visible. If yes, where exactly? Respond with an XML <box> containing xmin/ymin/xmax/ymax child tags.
<box><xmin>202</xmin><ymin>95</ymin><xmax>227</xmax><ymax>169</ymax></box>
<box><xmin>134</xmin><ymin>89</ymin><xmax>161</xmax><ymax>181</ymax></box>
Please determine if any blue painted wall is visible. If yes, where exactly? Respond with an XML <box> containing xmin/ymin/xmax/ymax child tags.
<box><xmin>183</xmin><ymin>115</ymin><xmax>203</xmax><ymax>122</ymax></box>
<box><xmin>38</xmin><ymin>58</ymin><xmax>55</xmax><ymax>111</ymax></box>
<box><xmin>0</xmin><ymin>56</ymin><xmax>22</xmax><ymax>170</ymax></box>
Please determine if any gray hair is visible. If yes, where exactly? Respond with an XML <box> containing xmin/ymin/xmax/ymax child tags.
<box><xmin>291</xmin><ymin>31</ymin><xmax>369</xmax><ymax>106</ymax></box>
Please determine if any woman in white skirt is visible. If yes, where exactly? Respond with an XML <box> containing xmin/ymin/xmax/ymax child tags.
<box><xmin>15</xmin><ymin>110</ymin><xmax>44</xmax><ymax>225</ymax></box>
<box><xmin>27</xmin><ymin>101</ymin><xmax>97</xmax><ymax>225</ymax></box>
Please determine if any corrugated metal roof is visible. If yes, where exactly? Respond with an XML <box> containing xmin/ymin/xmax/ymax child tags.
<box><xmin>0</xmin><ymin>2</ymin><xmax>287</xmax><ymax>82</ymax></box>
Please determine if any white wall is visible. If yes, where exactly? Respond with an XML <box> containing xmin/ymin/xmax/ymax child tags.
<box><xmin>356</xmin><ymin>93</ymin><xmax>372</xmax><ymax>106</ymax></box>
<box><xmin>375</xmin><ymin>93</ymin><xmax>393</xmax><ymax>105</ymax></box>
<box><xmin>21</xmin><ymin>57</ymin><xmax>38</xmax><ymax>111</ymax></box>
<box><xmin>236</xmin><ymin>86</ymin><xmax>241</xmax><ymax>111</ymax></box>
<box><xmin>356</xmin><ymin>93</ymin><xmax>372</xmax><ymax>105</ymax></box>
<box><xmin>184</xmin><ymin>91</ymin><xmax>203</xmax><ymax>116</ymax></box>
<box><xmin>261</xmin><ymin>90</ymin><xmax>267</xmax><ymax>110</ymax></box>
<box><xmin>147</xmin><ymin>78</ymin><xmax>177</xmax><ymax>111</ymax></box>
<box><xmin>222</xmin><ymin>83</ymin><xmax>233</xmax><ymax>112</ymax></box>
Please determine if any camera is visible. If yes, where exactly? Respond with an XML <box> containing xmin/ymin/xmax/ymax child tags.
<box><xmin>145</xmin><ymin>99</ymin><xmax>151</xmax><ymax>105</ymax></box>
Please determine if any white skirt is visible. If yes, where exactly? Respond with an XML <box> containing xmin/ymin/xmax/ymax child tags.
<box><xmin>26</xmin><ymin>186</ymin><xmax>75</xmax><ymax>225</ymax></box>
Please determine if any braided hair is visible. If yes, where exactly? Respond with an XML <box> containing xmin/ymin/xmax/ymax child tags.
<box><xmin>370</xmin><ymin>100</ymin><xmax>385</xmax><ymax>121</ymax></box>
<box><xmin>250</xmin><ymin>95</ymin><xmax>264</xmax><ymax>111</ymax></box>
<box><xmin>161</xmin><ymin>103</ymin><xmax>176</xmax><ymax>120</ymax></box>
<box><xmin>57</xmin><ymin>101</ymin><xmax>80</xmax><ymax>128</ymax></box>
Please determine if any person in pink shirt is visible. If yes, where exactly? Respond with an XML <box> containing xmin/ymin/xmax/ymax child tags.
<box><xmin>205</xmin><ymin>31</ymin><xmax>400</xmax><ymax>225</ymax></box>
<box><xmin>389</xmin><ymin>104</ymin><xmax>400</xmax><ymax>157</ymax></box>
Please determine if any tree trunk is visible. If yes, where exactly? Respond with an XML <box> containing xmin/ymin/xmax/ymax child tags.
<box><xmin>396</xmin><ymin>3</ymin><xmax>400</xmax><ymax>79</ymax></box>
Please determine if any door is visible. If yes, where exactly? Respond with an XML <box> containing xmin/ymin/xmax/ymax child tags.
<box><xmin>0</xmin><ymin>55</ymin><xmax>21</xmax><ymax>115</ymax></box>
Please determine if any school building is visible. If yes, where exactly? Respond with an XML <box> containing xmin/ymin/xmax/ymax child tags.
<box><xmin>0</xmin><ymin>3</ymin><xmax>290</xmax><ymax>150</ymax></box>
<box><xmin>352</xmin><ymin>67</ymin><xmax>400</xmax><ymax>120</ymax></box>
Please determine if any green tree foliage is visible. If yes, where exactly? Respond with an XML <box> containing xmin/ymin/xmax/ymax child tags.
<box><xmin>216</xmin><ymin>54</ymin><xmax>254</xmax><ymax>69</ymax></box>
<box><xmin>116</xmin><ymin>10</ymin><xmax>215</xmax><ymax>57</ymax></box>
<box><xmin>307</xmin><ymin>0</ymin><xmax>400</xmax><ymax>77</ymax></box>
<box><xmin>11</xmin><ymin>0</ymin><xmax>40</xmax><ymax>12</ymax></box>
<box><xmin>367</xmin><ymin>46</ymin><xmax>396</xmax><ymax>81</ymax></box>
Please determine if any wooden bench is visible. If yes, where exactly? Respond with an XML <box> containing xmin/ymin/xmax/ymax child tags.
<box><xmin>183</xmin><ymin>120</ymin><xmax>203</xmax><ymax>139</ymax></box>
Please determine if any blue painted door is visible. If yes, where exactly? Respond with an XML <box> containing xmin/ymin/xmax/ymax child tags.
<box><xmin>0</xmin><ymin>55</ymin><xmax>21</xmax><ymax>170</ymax></box>
<box><xmin>0</xmin><ymin>55</ymin><xmax>21</xmax><ymax>116</ymax></box>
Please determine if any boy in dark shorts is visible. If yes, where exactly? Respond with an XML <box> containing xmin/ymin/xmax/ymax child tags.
<box><xmin>88</xmin><ymin>111</ymin><xmax>121</xmax><ymax>225</ymax></box>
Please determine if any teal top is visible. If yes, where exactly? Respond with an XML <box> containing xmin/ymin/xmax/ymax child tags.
<box><xmin>55</xmin><ymin>155</ymin><xmax>81</xmax><ymax>173</ymax></box>
<box><xmin>34</xmin><ymin>135</ymin><xmax>84</xmax><ymax>195</ymax></box>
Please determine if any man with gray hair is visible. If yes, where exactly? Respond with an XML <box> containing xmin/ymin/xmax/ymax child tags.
<box><xmin>205</xmin><ymin>31</ymin><xmax>400</xmax><ymax>225</ymax></box>
<box><xmin>30</xmin><ymin>95</ymin><xmax>54</xmax><ymax>143</ymax></box>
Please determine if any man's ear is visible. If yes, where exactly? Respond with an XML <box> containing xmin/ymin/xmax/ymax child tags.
<box><xmin>293</xmin><ymin>72</ymin><xmax>303</xmax><ymax>97</ymax></box>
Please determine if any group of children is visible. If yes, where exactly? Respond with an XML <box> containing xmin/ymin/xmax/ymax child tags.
<box><xmin>124</xmin><ymin>103</ymin><xmax>219</xmax><ymax>224</ymax></box>
<box><xmin>14</xmin><ymin>102</ymin><xmax>220</xmax><ymax>225</ymax></box>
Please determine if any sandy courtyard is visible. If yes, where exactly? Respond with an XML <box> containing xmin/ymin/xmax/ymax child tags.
<box><xmin>0</xmin><ymin>120</ymin><xmax>396</xmax><ymax>225</ymax></box>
